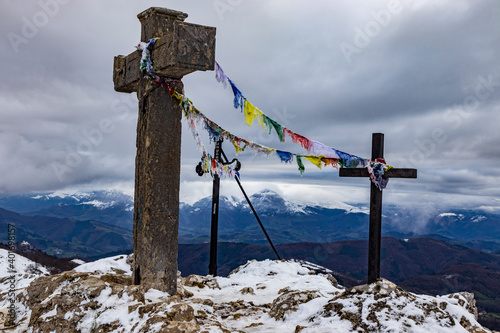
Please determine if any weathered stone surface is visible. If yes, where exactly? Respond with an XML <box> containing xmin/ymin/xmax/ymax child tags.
<box><xmin>177</xmin><ymin>283</ymin><xmax>195</xmax><ymax>299</ymax></box>
<box><xmin>319</xmin><ymin>278</ymin><xmax>490</xmax><ymax>333</ymax></box>
<box><xmin>348</xmin><ymin>278</ymin><xmax>398</xmax><ymax>298</ymax></box>
<box><xmin>183</xmin><ymin>274</ymin><xmax>220</xmax><ymax>290</ymax></box>
<box><xmin>113</xmin><ymin>8</ymin><xmax>216</xmax><ymax>93</ymax></box>
<box><xmin>448</xmin><ymin>292</ymin><xmax>479</xmax><ymax>319</ymax></box>
<box><xmin>269</xmin><ymin>289</ymin><xmax>321</xmax><ymax>320</ymax></box>
<box><xmin>239</xmin><ymin>287</ymin><xmax>255</xmax><ymax>295</ymax></box>
<box><xmin>24</xmin><ymin>270</ymin><xmax>136</xmax><ymax>333</ymax></box>
<box><xmin>320</xmin><ymin>273</ymin><xmax>339</xmax><ymax>288</ymax></box>
<box><xmin>167</xmin><ymin>303</ymin><xmax>195</xmax><ymax>322</ymax></box>
<box><xmin>131</xmin><ymin>78</ymin><xmax>183</xmax><ymax>296</ymax></box>
<box><xmin>159</xmin><ymin>321</ymin><xmax>200</xmax><ymax>333</ymax></box>
<box><xmin>112</xmin><ymin>7</ymin><xmax>216</xmax><ymax>296</ymax></box>
<box><xmin>4</xmin><ymin>260</ymin><xmax>492</xmax><ymax>333</ymax></box>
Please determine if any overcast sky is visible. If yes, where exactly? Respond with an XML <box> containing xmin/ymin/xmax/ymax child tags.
<box><xmin>1</xmin><ymin>0</ymin><xmax>499</xmax><ymax>211</ymax></box>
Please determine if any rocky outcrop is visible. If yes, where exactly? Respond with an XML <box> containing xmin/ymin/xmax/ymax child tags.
<box><xmin>0</xmin><ymin>257</ymin><xmax>494</xmax><ymax>333</ymax></box>
<box><xmin>318</xmin><ymin>279</ymin><xmax>489</xmax><ymax>332</ymax></box>
<box><xmin>269</xmin><ymin>289</ymin><xmax>321</xmax><ymax>320</ymax></box>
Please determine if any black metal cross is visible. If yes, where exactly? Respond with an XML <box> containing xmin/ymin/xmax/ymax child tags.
<box><xmin>339</xmin><ymin>133</ymin><xmax>417</xmax><ymax>284</ymax></box>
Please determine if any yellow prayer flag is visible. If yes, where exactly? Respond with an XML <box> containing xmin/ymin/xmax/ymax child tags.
<box><xmin>304</xmin><ymin>155</ymin><xmax>325</xmax><ymax>169</ymax></box>
<box><xmin>232</xmin><ymin>141</ymin><xmax>245</xmax><ymax>155</ymax></box>
<box><xmin>243</xmin><ymin>100</ymin><xmax>259</xmax><ymax>126</ymax></box>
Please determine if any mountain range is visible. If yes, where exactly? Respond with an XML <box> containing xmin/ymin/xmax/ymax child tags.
<box><xmin>0</xmin><ymin>189</ymin><xmax>498</xmax><ymax>329</ymax></box>
<box><xmin>179</xmin><ymin>189</ymin><xmax>500</xmax><ymax>253</ymax></box>
<box><xmin>0</xmin><ymin>189</ymin><xmax>499</xmax><ymax>256</ymax></box>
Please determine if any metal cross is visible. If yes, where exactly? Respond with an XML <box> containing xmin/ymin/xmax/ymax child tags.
<box><xmin>339</xmin><ymin>133</ymin><xmax>417</xmax><ymax>283</ymax></box>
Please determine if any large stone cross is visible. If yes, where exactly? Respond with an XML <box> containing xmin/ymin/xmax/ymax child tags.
<box><xmin>339</xmin><ymin>133</ymin><xmax>417</xmax><ymax>284</ymax></box>
<box><xmin>113</xmin><ymin>7</ymin><xmax>215</xmax><ymax>295</ymax></box>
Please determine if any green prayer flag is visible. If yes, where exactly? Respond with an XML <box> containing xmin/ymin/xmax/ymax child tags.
<box><xmin>297</xmin><ymin>155</ymin><xmax>305</xmax><ymax>175</ymax></box>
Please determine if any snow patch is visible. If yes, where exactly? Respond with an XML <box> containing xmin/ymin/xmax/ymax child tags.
<box><xmin>470</xmin><ymin>215</ymin><xmax>486</xmax><ymax>223</ymax></box>
<box><xmin>81</xmin><ymin>200</ymin><xmax>113</xmax><ymax>209</ymax></box>
<box><xmin>71</xmin><ymin>259</ymin><xmax>86</xmax><ymax>265</ymax></box>
<box><xmin>0</xmin><ymin>249</ymin><xmax>50</xmax><ymax>278</ymax></box>
<box><xmin>438</xmin><ymin>213</ymin><xmax>457</xmax><ymax>217</ymax></box>
<box><xmin>74</xmin><ymin>254</ymin><xmax>131</xmax><ymax>276</ymax></box>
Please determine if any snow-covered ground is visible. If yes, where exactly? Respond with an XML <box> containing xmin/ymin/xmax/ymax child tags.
<box><xmin>0</xmin><ymin>249</ymin><xmax>49</xmax><ymax>281</ymax></box>
<box><xmin>73</xmin><ymin>254</ymin><xmax>131</xmax><ymax>276</ymax></box>
<box><xmin>0</xmin><ymin>254</ymin><xmax>492</xmax><ymax>332</ymax></box>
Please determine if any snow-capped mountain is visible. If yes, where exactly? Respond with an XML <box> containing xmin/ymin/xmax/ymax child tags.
<box><xmin>179</xmin><ymin>189</ymin><xmax>500</xmax><ymax>251</ymax></box>
<box><xmin>178</xmin><ymin>189</ymin><xmax>372</xmax><ymax>245</ymax></box>
<box><xmin>1</xmin><ymin>189</ymin><xmax>499</xmax><ymax>254</ymax></box>
<box><xmin>0</xmin><ymin>190</ymin><xmax>131</xmax><ymax>213</ymax></box>
<box><xmin>0</xmin><ymin>190</ymin><xmax>134</xmax><ymax>230</ymax></box>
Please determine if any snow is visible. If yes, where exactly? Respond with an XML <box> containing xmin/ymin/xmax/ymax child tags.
<box><xmin>47</xmin><ymin>191</ymin><xmax>72</xmax><ymax>199</ymax></box>
<box><xmin>144</xmin><ymin>288</ymin><xmax>171</xmax><ymax>302</ymax></box>
<box><xmin>77</xmin><ymin>284</ymin><xmax>141</xmax><ymax>333</ymax></box>
<box><xmin>81</xmin><ymin>200</ymin><xmax>113</xmax><ymax>209</ymax></box>
<box><xmin>209</xmin><ymin>259</ymin><xmax>340</xmax><ymax>304</ymax></box>
<box><xmin>0</xmin><ymin>249</ymin><xmax>50</xmax><ymax>278</ymax></box>
<box><xmin>182</xmin><ymin>259</ymin><xmax>344</xmax><ymax>332</ymax></box>
<box><xmin>0</xmin><ymin>249</ymin><xmax>51</xmax><ymax>330</ymax></box>
<box><xmin>314</xmin><ymin>201</ymin><xmax>369</xmax><ymax>214</ymax></box>
<box><xmin>71</xmin><ymin>259</ymin><xmax>86</xmax><ymax>265</ymax></box>
<box><xmin>74</xmin><ymin>254</ymin><xmax>131</xmax><ymax>275</ymax></box>
<box><xmin>471</xmin><ymin>215</ymin><xmax>486</xmax><ymax>223</ymax></box>
<box><xmin>40</xmin><ymin>305</ymin><xmax>58</xmax><ymax>320</ymax></box>
<box><xmin>285</xmin><ymin>200</ymin><xmax>309</xmax><ymax>214</ymax></box>
<box><xmin>2</xmin><ymin>255</ymin><xmax>491</xmax><ymax>332</ymax></box>
<box><xmin>438</xmin><ymin>212</ymin><xmax>466</xmax><ymax>219</ymax></box>
<box><xmin>438</xmin><ymin>212</ymin><xmax>457</xmax><ymax>217</ymax></box>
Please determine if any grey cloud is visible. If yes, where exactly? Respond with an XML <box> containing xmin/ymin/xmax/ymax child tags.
<box><xmin>0</xmin><ymin>0</ymin><xmax>498</xmax><ymax>211</ymax></box>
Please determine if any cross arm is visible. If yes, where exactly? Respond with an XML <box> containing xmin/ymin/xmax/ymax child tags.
<box><xmin>113</xmin><ymin>22</ymin><xmax>216</xmax><ymax>93</ymax></box>
<box><xmin>339</xmin><ymin>168</ymin><xmax>417</xmax><ymax>179</ymax></box>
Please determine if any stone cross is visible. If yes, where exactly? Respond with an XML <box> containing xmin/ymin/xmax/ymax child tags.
<box><xmin>339</xmin><ymin>133</ymin><xmax>417</xmax><ymax>284</ymax></box>
<box><xmin>113</xmin><ymin>7</ymin><xmax>216</xmax><ymax>295</ymax></box>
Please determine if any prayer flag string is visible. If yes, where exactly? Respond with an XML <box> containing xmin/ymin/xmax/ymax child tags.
<box><xmin>136</xmin><ymin>41</ymin><xmax>391</xmax><ymax>189</ymax></box>
<box><xmin>213</xmin><ymin>61</ymin><xmax>392</xmax><ymax>189</ymax></box>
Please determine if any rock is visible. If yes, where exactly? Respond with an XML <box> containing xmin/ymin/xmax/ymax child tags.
<box><xmin>159</xmin><ymin>321</ymin><xmax>200</xmax><ymax>333</ymax></box>
<box><xmin>191</xmin><ymin>298</ymin><xmax>214</xmax><ymax>306</ymax></box>
<box><xmin>269</xmin><ymin>290</ymin><xmax>321</xmax><ymax>320</ymax></box>
<box><xmin>348</xmin><ymin>278</ymin><xmax>398</xmax><ymax>298</ymax></box>
<box><xmin>126</xmin><ymin>253</ymin><xmax>134</xmax><ymax>268</ymax></box>
<box><xmin>319</xmin><ymin>273</ymin><xmax>338</xmax><ymax>288</ymax></box>
<box><xmin>448</xmin><ymin>292</ymin><xmax>479</xmax><ymax>319</ymax></box>
<box><xmin>239</xmin><ymin>287</ymin><xmax>255</xmax><ymax>295</ymax></box>
<box><xmin>319</xmin><ymin>279</ymin><xmax>492</xmax><ymax>333</ymax></box>
<box><xmin>167</xmin><ymin>303</ymin><xmax>195</xmax><ymax>322</ymax></box>
<box><xmin>177</xmin><ymin>283</ymin><xmax>194</xmax><ymax>299</ymax></box>
<box><xmin>227</xmin><ymin>259</ymin><xmax>257</xmax><ymax>276</ymax></box>
<box><xmin>3</xmin><ymin>258</ymin><xmax>493</xmax><ymax>333</ymax></box>
<box><xmin>183</xmin><ymin>274</ymin><xmax>220</xmax><ymax>289</ymax></box>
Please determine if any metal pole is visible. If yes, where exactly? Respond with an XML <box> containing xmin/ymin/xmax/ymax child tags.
<box><xmin>220</xmin><ymin>149</ymin><xmax>281</xmax><ymax>260</ymax></box>
<box><xmin>208</xmin><ymin>138</ymin><xmax>223</xmax><ymax>276</ymax></box>
<box><xmin>368</xmin><ymin>133</ymin><xmax>384</xmax><ymax>283</ymax></box>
